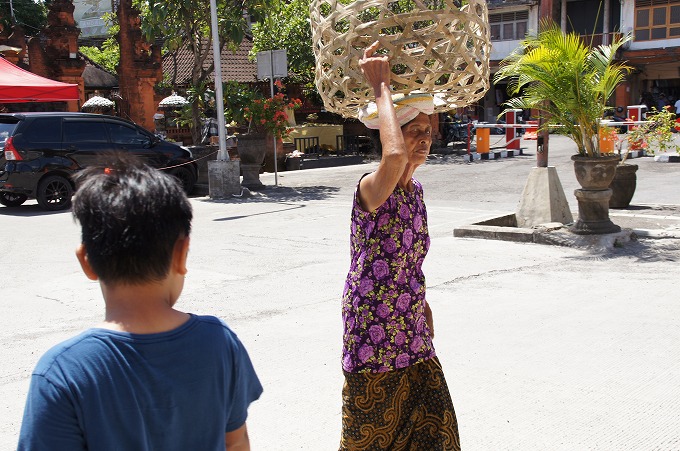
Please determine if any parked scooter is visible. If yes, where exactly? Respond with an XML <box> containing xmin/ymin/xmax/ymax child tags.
<box><xmin>442</xmin><ymin>115</ymin><xmax>473</xmax><ymax>144</ymax></box>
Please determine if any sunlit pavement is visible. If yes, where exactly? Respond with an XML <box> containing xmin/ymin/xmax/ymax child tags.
<box><xmin>1</xmin><ymin>135</ymin><xmax>679</xmax><ymax>450</ymax></box>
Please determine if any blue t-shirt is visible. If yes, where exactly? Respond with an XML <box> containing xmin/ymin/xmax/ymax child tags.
<box><xmin>18</xmin><ymin>314</ymin><xmax>263</xmax><ymax>451</ymax></box>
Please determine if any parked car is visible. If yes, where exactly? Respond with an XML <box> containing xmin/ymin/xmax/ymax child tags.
<box><xmin>0</xmin><ymin>112</ymin><xmax>198</xmax><ymax>210</ymax></box>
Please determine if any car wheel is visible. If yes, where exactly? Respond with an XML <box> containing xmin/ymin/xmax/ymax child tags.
<box><xmin>169</xmin><ymin>166</ymin><xmax>196</xmax><ymax>194</ymax></box>
<box><xmin>0</xmin><ymin>192</ymin><xmax>28</xmax><ymax>207</ymax></box>
<box><xmin>36</xmin><ymin>175</ymin><xmax>73</xmax><ymax>211</ymax></box>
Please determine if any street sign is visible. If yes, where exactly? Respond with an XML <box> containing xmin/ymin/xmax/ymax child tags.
<box><xmin>257</xmin><ymin>50</ymin><xmax>288</xmax><ymax>80</ymax></box>
<box><xmin>255</xmin><ymin>49</ymin><xmax>288</xmax><ymax>186</ymax></box>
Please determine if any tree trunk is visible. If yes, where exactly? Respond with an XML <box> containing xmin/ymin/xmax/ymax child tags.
<box><xmin>191</xmin><ymin>102</ymin><xmax>202</xmax><ymax>145</ymax></box>
<box><xmin>188</xmin><ymin>39</ymin><xmax>219</xmax><ymax>146</ymax></box>
<box><xmin>537</xmin><ymin>105</ymin><xmax>550</xmax><ymax>167</ymax></box>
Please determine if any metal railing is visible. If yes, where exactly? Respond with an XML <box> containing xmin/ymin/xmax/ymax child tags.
<box><xmin>294</xmin><ymin>136</ymin><xmax>320</xmax><ymax>153</ymax></box>
<box><xmin>578</xmin><ymin>32</ymin><xmax>623</xmax><ymax>48</ymax></box>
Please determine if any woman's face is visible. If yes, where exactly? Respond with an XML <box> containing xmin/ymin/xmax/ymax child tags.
<box><xmin>402</xmin><ymin>113</ymin><xmax>432</xmax><ymax>166</ymax></box>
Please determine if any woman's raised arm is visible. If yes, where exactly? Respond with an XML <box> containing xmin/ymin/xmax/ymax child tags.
<box><xmin>356</xmin><ymin>42</ymin><xmax>408</xmax><ymax>213</ymax></box>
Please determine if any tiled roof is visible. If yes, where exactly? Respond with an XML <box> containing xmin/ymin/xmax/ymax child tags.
<box><xmin>163</xmin><ymin>37</ymin><xmax>258</xmax><ymax>86</ymax></box>
<box><xmin>80</xmin><ymin>53</ymin><xmax>118</xmax><ymax>89</ymax></box>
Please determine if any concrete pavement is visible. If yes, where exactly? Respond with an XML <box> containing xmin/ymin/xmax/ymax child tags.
<box><xmin>1</xmin><ymin>135</ymin><xmax>679</xmax><ymax>450</ymax></box>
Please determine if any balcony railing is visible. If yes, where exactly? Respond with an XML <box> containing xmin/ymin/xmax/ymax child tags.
<box><xmin>578</xmin><ymin>32</ymin><xmax>624</xmax><ymax>48</ymax></box>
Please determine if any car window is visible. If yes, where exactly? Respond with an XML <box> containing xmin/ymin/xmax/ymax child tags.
<box><xmin>20</xmin><ymin>117</ymin><xmax>62</xmax><ymax>143</ymax></box>
<box><xmin>106</xmin><ymin>122</ymin><xmax>151</xmax><ymax>145</ymax></box>
<box><xmin>63</xmin><ymin>120</ymin><xmax>109</xmax><ymax>143</ymax></box>
<box><xmin>0</xmin><ymin>123</ymin><xmax>17</xmax><ymax>149</ymax></box>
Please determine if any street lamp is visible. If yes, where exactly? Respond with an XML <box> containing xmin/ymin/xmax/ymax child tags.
<box><xmin>207</xmin><ymin>0</ymin><xmax>240</xmax><ymax>198</ymax></box>
<box><xmin>209</xmin><ymin>0</ymin><xmax>227</xmax><ymax>161</ymax></box>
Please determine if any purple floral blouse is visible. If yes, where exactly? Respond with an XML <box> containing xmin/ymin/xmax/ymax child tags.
<box><xmin>342</xmin><ymin>177</ymin><xmax>436</xmax><ymax>373</ymax></box>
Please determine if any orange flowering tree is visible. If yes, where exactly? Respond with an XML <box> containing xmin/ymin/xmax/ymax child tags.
<box><xmin>244</xmin><ymin>84</ymin><xmax>302</xmax><ymax>138</ymax></box>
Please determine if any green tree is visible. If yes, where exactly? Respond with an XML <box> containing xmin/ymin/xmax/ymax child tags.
<box><xmin>134</xmin><ymin>0</ymin><xmax>273</xmax><ymax>144</ymax></box>
<box><xmin>80</xmin><ymin>38</ymin><xmax>119</xmax><ymax>74</ymax></box>
<box><xmin>221</xmin><ymin>80</ymin><xmax>257</xmax><ymax>124</ymax></box>
<box><xmin>79</xmin><ymin>13</ymin><xmax>119</xmax><ymax>75</ymax></box>
<box><xmin>0</xmin><ymin>0</ymin><xmax>48</xmax><ymax>36</ymax></box>
<box><xmin>251</xmin><ymin>0</ymin><xmax>315</xmax><ymax>89</ymax></box>
<box><xmin>251</xmin><ymin>0</ymin><xmax>452</xmax><ymax>104</ymax></box>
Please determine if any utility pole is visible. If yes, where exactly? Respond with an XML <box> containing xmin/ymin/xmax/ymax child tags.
<box><xmin>206</xmin><ymin>0</ymin><xmax>241</xmax><ymax>198</ymax></box>
<box><xmin>209</xmin><ymin>0</ymin><xmax>227</xmax><ymax>161</ymax></box>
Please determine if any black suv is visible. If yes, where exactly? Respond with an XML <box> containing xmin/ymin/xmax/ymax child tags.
<box><xmin>0</xmin><ymin>112</ymin><xmax>198</xmax><ymax>210</ymax></box>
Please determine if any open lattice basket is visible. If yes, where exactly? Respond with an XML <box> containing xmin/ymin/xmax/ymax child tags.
<box><xmin>310</xmin><ymin>0</ymin><xmax>491</xmax><ymax>117</ymax></box>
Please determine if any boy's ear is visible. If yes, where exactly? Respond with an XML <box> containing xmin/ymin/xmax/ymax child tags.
<box><xmin>75</xmin><ymin>244</ymin><xmax>99</xmax><ymax>281</ymax></box>
<box><xmin>172</xmin><ymin>236</ymin><xmax>190</xmax><ymax>276</ymax></box>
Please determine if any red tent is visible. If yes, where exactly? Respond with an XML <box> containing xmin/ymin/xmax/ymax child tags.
<box><xmin>0</xmin><ymin>57</ymin><xmax>79</xmax><ymax>103</ymax></box>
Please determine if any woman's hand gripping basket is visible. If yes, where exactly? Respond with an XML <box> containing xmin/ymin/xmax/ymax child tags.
<box><xmin>310</xmin><ymin>0</ymin><xmax>491</xmax><ymax>117</ymax></box>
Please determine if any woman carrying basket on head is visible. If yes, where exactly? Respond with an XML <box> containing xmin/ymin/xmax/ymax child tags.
<box><xmin>339</xmin><ymin>41</ymin><xmax>461</xmax><ymax>450</ymax></box>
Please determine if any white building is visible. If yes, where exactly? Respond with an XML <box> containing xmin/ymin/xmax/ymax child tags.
<box><xmin>483</xmin><ymin>0</ymin><xmax>680</xmax><ymax>122</ymax></box>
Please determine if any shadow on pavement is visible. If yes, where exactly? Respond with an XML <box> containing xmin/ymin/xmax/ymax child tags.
<box><xmin>564</xmin><ymin>236</ymin><xmax>680</xmax><ymax>262</ymax></box>
<box><xmin>0</xmin><ymin>205</ymin><xmax>71</xmax><ymax>217</ymax></box>
<box><xmin>425</xmin><ymin>153</ymin><xmax>535</xmax><ymax>165</ymax></box>
<box><xmin>425</xmin><ymin>154</ymin><xmax>471</xmax><ymax>165</ymax></box>
<box><xmin>196</xmin><ymin>185</ymin><xmax>341</xmax><ymax>204</ymax></box>
<box><xmin>622</xmin><ymin>204</ymin><xmax>680</xmax><ymax>214</ymax></box>
<box><xmin>213</xmin><ymin>204</ymin><xmax>306</xmax><ymax>222</ymax></box>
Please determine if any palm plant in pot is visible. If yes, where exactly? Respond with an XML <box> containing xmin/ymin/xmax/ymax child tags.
<box><xmin>494</xmin><ymin>19</ymin><xmax>632</xmax><ymax>234</ymax></box>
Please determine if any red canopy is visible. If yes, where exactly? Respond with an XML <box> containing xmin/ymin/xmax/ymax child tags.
<box><xmin>0</xmin><ymin>57</ymin><xmax>79</xmax><ymax>103</ymax></box>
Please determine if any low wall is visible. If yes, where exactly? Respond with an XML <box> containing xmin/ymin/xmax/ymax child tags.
<box><xmin>285</xmin><ymin>124</ymin><xmax>343</xmax><ymax>150</ymax></box>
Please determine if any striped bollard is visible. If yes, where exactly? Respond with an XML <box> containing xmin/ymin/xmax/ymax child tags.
<box><xmin>505</xmin><ymin>109</ymin><xmax>521</xmax><ymax>150</ymax></box>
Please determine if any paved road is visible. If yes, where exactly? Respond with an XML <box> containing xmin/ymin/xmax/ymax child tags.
<box><xmin>1</xmin><ymin>135</ymin><xmax>679</xmax><ymax>450</ymax></box>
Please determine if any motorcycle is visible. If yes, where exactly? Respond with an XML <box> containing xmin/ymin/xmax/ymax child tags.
<box><xmin>442</xmin><ymin>118</ymin><xmax>473</xmax><ymax>144</ymax></box>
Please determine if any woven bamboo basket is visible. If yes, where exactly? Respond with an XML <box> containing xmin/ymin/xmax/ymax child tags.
<box><xmin>310</xmin><ymin>0</ymin><xmax>490</xmax><ymax>117</ymax></box>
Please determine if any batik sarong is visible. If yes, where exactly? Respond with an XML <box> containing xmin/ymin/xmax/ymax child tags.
<box><xmin>340</xmin><ymin>357</ymin><xmax>460</xmax><ymax>451</ymax></box>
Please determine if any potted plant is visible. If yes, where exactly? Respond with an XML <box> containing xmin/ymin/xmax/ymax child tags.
<box><xmin>610</xmin><ymin>106</ymin><xmax>680</xmax><ymax>208</ymax></box>
<box><xmin>494</xmin><ymin>19</ymin><xmax>632</xmax><ymax>234</ymax></box>
<box><xmin>239</xmin><ymin>82</ymin><xmax>302</xmax><ymax>189</ymax></box>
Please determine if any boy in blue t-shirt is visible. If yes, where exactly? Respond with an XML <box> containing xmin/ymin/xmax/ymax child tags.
<box><xmin>18</xmin><ymin>158</ymin><xmax>262</xmax><ymax>451</ymax></box>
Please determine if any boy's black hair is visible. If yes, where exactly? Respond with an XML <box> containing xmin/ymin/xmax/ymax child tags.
<box><xmin>72</xmin><ymin>155</ymin><xmax>192</xmax><ymax>285</ymax></box>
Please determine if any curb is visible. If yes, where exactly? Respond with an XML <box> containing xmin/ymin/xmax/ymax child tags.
<box><xmin>632</xmin><ymin>227</ymin><xmax>680</xmax><ymax>238</ymax></box>
<box><xmin>453</xmin><ymin>223</ymin><xmax>641</xmax><ymax>249</ymax></box>
<box><xmin>463</xmin><ymin>148</ymin><xmax>524</xmax><ymax>162</ymax></box>
<box><xmin>453</xmin><ymin>210</ymin><xmax>680</xmax><ymax>248</ymax></box>
<box><xmin>622</xmin><ymin>149</ymin><xmax>646</xmax><ymax>159</ymax></box>
<box><xmin>653</xmin><ymin>154</ymin><xmax>680</xmax><ymax>163</ymax></box>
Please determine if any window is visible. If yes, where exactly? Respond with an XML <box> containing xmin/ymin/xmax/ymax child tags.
<box><xmin>489</xmin><ymin>10</ymin><xmax>529</xmax><ymax>41</ymax></box>
<box><xmin>106</xmin><ymin>122</ymin><xmax>150</xmax><ymax>145</ymax></box>
<box><xmin>23</xmin><ymin>118</ymin><xmax>62</xmax><ymax>143</ymax></box>
<box><xmin>0</xmin><ymin>123</ymin><xmax>16</xmax><ymax>147</ymax></box>
<box><xmin>635</xmin><ymin>0</ymin><xmax>680</xmax><ymax>41</ymax></box>
<box><xmin>63</xmin><ymin>120</ymin><xmax>108</xmax><ymax>143</ymax></box>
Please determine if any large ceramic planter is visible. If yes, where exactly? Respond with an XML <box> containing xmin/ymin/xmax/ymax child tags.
<box><xmin>571</xmin><ymin>154</ymin><xmax>620</xmax><ymax>189</ymax></box>
<box><xmin>570</xmin><ymin>154</ymin><xmax>621</xmax><ymax>235</ymax></box>
<box><xmin>263</xmin><ymin>134</ymin><xmax>285</xmax><ymax>173</ymax></box>
<box><xmin>237</xmin><ymin>134</ymin><xmax>267</xmax><ymax>190</ymax></box>
<box><xmin>609</xmin><ymin>163</ymin><xmax>638</xmax><ymax>209</ymax></box>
